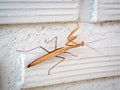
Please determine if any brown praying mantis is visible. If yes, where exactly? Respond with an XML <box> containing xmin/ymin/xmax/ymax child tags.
<box><xmin>17</xmin><ymin>22</ymin><xmax>104</xmax><ymax>75</ymax></box>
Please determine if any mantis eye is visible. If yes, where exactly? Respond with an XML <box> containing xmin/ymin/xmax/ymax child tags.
<box><xmin>81</xmin><ymin>41</ymin><xmax>85</xmax><ymax>46</ymax></box>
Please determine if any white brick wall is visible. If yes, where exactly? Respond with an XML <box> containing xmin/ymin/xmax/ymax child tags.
<box><xmin>0</xmin><ymin>0</ymin><xmax>120</xmax><ymax>90</ymax></box>
<box><xmin>81</xmin><ymin>0</ymin><xmax>120</xmax><ymax>22</ymax></box>
<box><xmin>0</xmin><ymin>0</ymin><xmax>79</xmax><ymax>24</ymax></box>
<box><xmin>0</xmin><ymin>0</ymin><xmax>120</xmax><ymax>24</ymax></box>
<box><xmin>0</xmin><ymin>21</ymin><xmax>120</xmax><ymax>90</ymax></box>
<box><xmin>81</xmin><ymin>0</ymin><xmax>97</xmax><ymax>22</ymax></box>
<box><xmin>0</xmin><ymin>27</ymin><xmax>24</xmax><ymax>90</ymax></box>
<box><xmin>98</xmin><ymin>0</ymin><xmax>120</xmax><ymax>21</ymax></box>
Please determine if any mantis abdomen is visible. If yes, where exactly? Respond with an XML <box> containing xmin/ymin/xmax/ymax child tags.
<box><xmin>27</xmin><ymin>47</ymin><xmax>68</xmax><ymax>68</ymax></box>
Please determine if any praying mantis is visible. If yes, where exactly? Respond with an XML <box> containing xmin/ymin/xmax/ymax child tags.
<box><xmin>17</xmin><ymin>22</ymin><xmax>104</xmax><ymax>75</ymax></box>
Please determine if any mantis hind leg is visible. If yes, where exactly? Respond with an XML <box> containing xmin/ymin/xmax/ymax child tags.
<box><xmin>17</xmin><ymin>36</ymin><xmax>59</xmax><ymax>53</ymax></box>
<box><xmin>48</xmin><ymin>56</ymin><xmax>65</xmax><ymax>75</ymax></box>
<box><xmin>17</xmin><ymin>45</ymin><xmax>50</xmax><ymax>53</ymax></box>
<box><xmin>45</xmin><ymin>36</ymin><xmax>58</xmax><ymax>50</ymax></box>
<box><xmin>64</xmin><ymin>51</ymin><xmax>77</xmax><ymax>57</ymax></box>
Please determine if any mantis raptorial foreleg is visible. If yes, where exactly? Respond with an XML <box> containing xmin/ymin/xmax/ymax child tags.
<box><xmin>65</xmin><ymin>35</ymin><xmax>77</xmax><ymax>46</ymax></box>
<box><xmin>65</xmin><ymin>22</ymin><xmax>79</xmax><ymax>46</ymax></box>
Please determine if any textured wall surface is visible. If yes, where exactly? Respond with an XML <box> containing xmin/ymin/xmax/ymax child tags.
<box><xmin>81</xmin><ymin>0</ymin><xmax>120</xmax><ymax>22</ymax></box>
<box><xmin>0</xmin><ymin>21</ymin><xmax>120</xmax><ymax>90</ymax></box>
<box><xmin>81</xmin><ymin>0</ymin><xmax>97</xmax><ymax>22</ymax></box>
<box><xmin>0</xmin><ymin>0</ymin><xmax>79</xmax><ymax>24</ymax></box>
<box><xmin>0</xmin><ymin>1</ymin><xmax>120</xmax><ymax>90</ymax></box>
<box><xmin>98</xmin><ymin>0</ymin><xmax>120</xmax><ymax>21</ymax></box>
<box><xmin>24</xmin><ymin>76</ymin><xmax>120</xmax><ymax>90</ymax></box>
